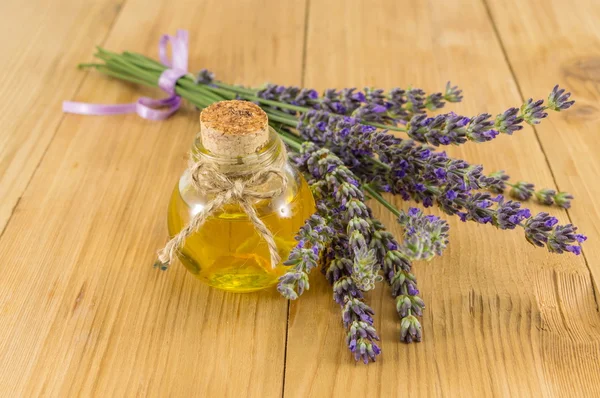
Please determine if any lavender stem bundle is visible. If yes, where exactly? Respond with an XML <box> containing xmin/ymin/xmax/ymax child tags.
<box><xmin>75</xmin><ymin>48</ymin><xmax>586</xmax><ymax>363</ymax></box>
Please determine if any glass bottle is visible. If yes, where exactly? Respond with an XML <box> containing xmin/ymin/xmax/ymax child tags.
<box><xmin>166</xmin><ymin>101</ymin><xmax>315</xmax><ymax>293</ymax></box>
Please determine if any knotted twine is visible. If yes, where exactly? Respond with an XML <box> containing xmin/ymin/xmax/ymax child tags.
<box><xmin>156</xmin><ymin>145</ymin><xmax>288</xmax><ymax>270</ymax></box>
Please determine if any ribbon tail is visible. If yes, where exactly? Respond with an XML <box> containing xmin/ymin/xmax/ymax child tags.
<box><xmin>62</xmin><ymin>101</ymin><xmax>137</xmax><ymax>116</ymax></box>
<box><xmin>136</xmin><ymin>96</ymin><xmax>181</xmax><ymax>120</ymax></box>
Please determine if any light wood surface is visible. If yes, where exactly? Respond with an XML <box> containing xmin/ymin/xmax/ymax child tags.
<box><xmin>0</xmin><ymin>0</ymin><xmax>598</xmax><ymax>396</ymax></box>
<box><xmin>0</xmin><ymin>0</ymin><xmax>124</xmax><ymax>232</ymax></box>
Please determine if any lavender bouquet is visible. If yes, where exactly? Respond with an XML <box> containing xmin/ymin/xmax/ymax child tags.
<box><xmin>66</xmin><ymin>38</ymin><xmax>585</xmax><ymax>363</ymax></box>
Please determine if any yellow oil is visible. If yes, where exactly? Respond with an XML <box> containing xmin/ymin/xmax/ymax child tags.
<box><xmin>167</xmin><ymin>176</ymin><xmax>315</xmax><ymax>292</ymax></box>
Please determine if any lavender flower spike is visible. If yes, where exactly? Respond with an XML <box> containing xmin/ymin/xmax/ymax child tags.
<box><xmin>292</xmin><ymin>142</ymin><xmax>383</xmax><ymax>362</ymax></box>
<box><xmin>277</xmin><ymin>214</ymin><xmax>332</xmax><ymax>299</ymax></box>
<box><xmin>524</xmin><ymin>213</ymin><xmax>586</xmax><ymax>254</ymax></box>
<box><xmin>397</xmin><ymin>207</ymin><xmax>450</xmax><ymax>261</ymax></box>
<box><xmin>483</xmin><ymin>171</ymin><xmax>574</xmax><ymax>209</ymax></box>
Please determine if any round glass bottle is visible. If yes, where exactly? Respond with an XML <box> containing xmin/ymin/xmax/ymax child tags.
<box><xmin>166</xmin><ymin>101</ymin><xmax>315</xmax><ymax>292</ymax></box>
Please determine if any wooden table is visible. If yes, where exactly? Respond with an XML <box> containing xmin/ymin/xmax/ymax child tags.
<box><xmin>1</xmin><ymin>0</ymin><xmax>599</xmax><ymax>396</ymax></box>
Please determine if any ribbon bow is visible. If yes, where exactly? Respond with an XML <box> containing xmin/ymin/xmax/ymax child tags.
<box><xmin>155</xmin><ymin>150</ymin><xmax>289</xmax><ymax>271</ymax></box>
<box><xmin>63</xmin><ymin>30</ymin><xmax>189</xmax><ymax>120</ymax></box>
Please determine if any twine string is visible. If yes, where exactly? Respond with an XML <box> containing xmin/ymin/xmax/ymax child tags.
<box><xmin>156</xmin><ymin>147</ymin><xmax>288</xmax><ymax>270</ymax></box>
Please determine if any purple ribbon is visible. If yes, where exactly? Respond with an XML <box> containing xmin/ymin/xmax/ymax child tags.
<box><xmin>63</xmin><ymin>30</ymin><xmax>189</xmax><ymax>120</ymax></box>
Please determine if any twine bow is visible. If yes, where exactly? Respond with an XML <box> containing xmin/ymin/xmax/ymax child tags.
<box><xmin>63</xmin><ymin>30</ymin><xmax>189</xmax><ymax>120</ymax></box>
<box><xmin>156</xmin><ymin>148</ymin><xmax>289</xmax><ymax>270</ymax></box>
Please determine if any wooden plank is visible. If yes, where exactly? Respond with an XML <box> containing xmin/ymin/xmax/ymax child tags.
<box><xmin>0</xmin><ymin>0</ymin><xmax>306</xmax><ymax>396</ymax></box>
<box><xmin>482</xmin><ymin>1</ymin><xmax>600</xmax><ymax>394</ymax></box>
<box><xmin>283</xmin><ymin>0</ymin><xmax>600</xmax><ymax>396</ymax></box>
<box><xmin>0</xmin><ymin>0</ymin><xmax>125</xmax><ymax>232</ymax></box>
<box><xmin>484</xmin><ymin>0</ymin><xmax>600</xmax><ymax>299</ymax></box>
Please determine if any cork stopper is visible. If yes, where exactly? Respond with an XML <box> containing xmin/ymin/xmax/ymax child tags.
<box><xmin>200</xmin><ymin>100</ymin><xmax>269</xmax><ymax>156</ymax></box>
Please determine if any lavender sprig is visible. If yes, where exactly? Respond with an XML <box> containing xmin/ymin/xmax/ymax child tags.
<box><xmin>404</xmin><ymin>86</ymin><xmax>574</xmax><ymax>147</ymax></box>
<box><xmin>397</xmin><ymin>207</ymin><xmax>450</xmax><ymax>261</ymax></box>
<box><xmin>370</xmin><ymin>217</ymin><xmax>425</xmax><ymax>343</ymax></box>
<box><xmin>524</xmin><ymin>213</ymin><xmax>587</xmax><ymax>254</ymax></box>
<box><xmin>484</xmin><ymin>170</ymin><xmax>574</xmax><ymax>209</ymax></box>
<box><xmin>257</xmin><ymin>82</ymin><xmax>461</xmax><ymax>124</ymax></box>
<box><xmin>277</xmin><ymin>214</ymin><xmax>332</xmax><ymax>300</ymax></box>
<box><xmin>298</xmin><ymin>143</ymin><xmax>383</xmax><ymax>291</ymax></box>
<box><xmin>278</xmin><ymin>142</ymin><xmax>386</xmax><ymax>362</ymax></box>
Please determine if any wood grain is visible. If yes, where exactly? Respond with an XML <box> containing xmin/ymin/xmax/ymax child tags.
<box><xmin>0</xmin><ymin>0</ymin><xmax>125</xmax><ymax>233</ymax></box>
<box><xmin>484</xmin><ymin>0</ymin><xmax>600</xmax><ymax>296</ymax></box>
<box><xmin>283</xmin><ymin>0</ymin><xmax>600</xmax><ymax>396</ymax></box>
<box><xmin>0</xmin><ymin>0</ymin><xmax>305</xmax><ymax>396</ymax></box>
<box><xmin>1</xmin><ymin>0</ymin><xmax>600</xmax><ymax>396</ymax></box>
<box><xmin>482</xmin><ymin>2</ymin><xmax>600</xmax><ymax>394</ymax></box>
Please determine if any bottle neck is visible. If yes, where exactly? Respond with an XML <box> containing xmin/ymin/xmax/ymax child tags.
<box><xmin>191</xmin><ymin>127</ymin><xmax>287</xmax><ymax>175</ymax></box>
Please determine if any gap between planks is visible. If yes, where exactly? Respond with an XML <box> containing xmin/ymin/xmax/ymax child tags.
<box><xmin>481</xmin><ymin>0</ymin><xmax>599</xmax><ymax>311</ymax></box>
<box><xmin>281</xmin><ymin>1</ymin><xmax>312</xmax><ymax>397</ymax></box>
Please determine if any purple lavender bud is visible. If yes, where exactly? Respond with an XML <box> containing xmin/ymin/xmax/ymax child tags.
<box><xmin>510</xmin><ymin>181</ymin><xmax>535</xmax><ymax>201</ymax></box>
<box><xmin>325</xmin><ymin>258</ymin><xmax>350</xmax><ymax>284</ymax></box>
<box><xmin>521</xmin><ymin>98</ymin><xmax>548</xmax><ymax>125</ymax></box>
<box><xmin>437</xmin><ymin>113</ymin><xmax>468</xmax><ymax>146</ymax></box>
<box><xmin>194</xmin><ymin>69</ymin><xmax>215</xmax><ymax>84</ymax></box>
<box><xmin>425</xmin><ymin>92</ymin><xmax>445</xmax><ymax>111</ymax></box>
<box><xmin>388</xmin><ymin>88</ymin><xmax>409</xmax><ymax>120</ymax></box>
<box><xmin>484</xmin><ymin>170</ymin><xmax>511</xmax><ymax>193</ymax></box>
<box><xmin>346</xmin><ymin>199</ymin><xmax>370</xmax><ymax>219</ymax></box>
<box><xmin>444</xmin><ymin>81</ymin><xmax>463</xmax><ymax>102</ymax></box>
<box><xmin>397</xmin><ymin>208</ymin><xmax>450</xmax><ymax>260</ymax></box>
<box><xmin>277</xmin><ymin>271</ymin><xmax>309</xmax><ymax>300</ymax></box>
<box><xmin>461</xmin><ymin>192</ymin><xmax>494</xmax><ymax>224</ymax></box>
<box><xmin>372</xmin><ymin>104</ymin><xmax>387</xmax><ymax>113</ymax></box>
<box><xmin>352</xmin><ymin>104</ymin><xmax>388</xmax><ymax>122</ymax></box>
<box><xmin>494</xmin><ymin>107</ymin><xmax>524</xmax><ymax>135</ymax></box>
<box><xmin>547</xmin><ymin>224</ymin><xmax>585</xmax><ymax>255</ymax></box>
<box><xmin>385</xmin><ymin>250</ymin><xmax>411</xmax><ymax>277</ymax></box>
<box><xmin>524</xmin><ymin>212</ymin><xmax>556</xmax><ymax>247</ymax></box>
<box><xmin>365</xmin><ymin>88</ymin><xmax>388</xmax><ymax>107</ymax></box>
<box><xmin>400</xmin><ymin>315</ymin><xmax>422</xmax><ymax>343</ymax></box>
<box><xmin>554</xmin><ymin>191</ymin><xmax>574</xmax><ymax>209</ymax></box>
<box><xmin>351</xmin><ymin>244</ymin><xmax>381</xmax><ymax>291</ymax></box>
<box><xmin>535</xmin><ymin>188</ymin><xmax>556</xmax><ymax>206</ymax></box>
<box><xmin>407</xmin><ymin>284</ymin><xmax>419</xmax><ymax>296</ymax></box>
<box><xmin>446</xmin><ymin>189</ymin><xmax>457</xmax><ymax>200</ymax></box>
<box><xmin>406</xmin><ymin>88</ymin><xmax>426</xmax><ymax>114</ymax></box>
<box><xmin>342</xmin><ymin>298</ymin><xmax>375</xmax><ymax>326</ymax></box>
<box><xmin>396</xmin><ymin>296</ymin><xmax>413</xmax><ymax>317</ymax></box>
<box><xmin>466</xmin><ymin>113</ymin><xmax>495</xmax><ymax>142</ymax></box>
<box><xmin>278</xmin><ymin>213</ymin><xmax>332</xmax><ymax>299</ymax></box>
<box><xmin>494</xmin><ymin>197</ymin><xmax>531</xmax><ymax>230</ymax></box>
<box><xmin>347</xmin><ymin>217</ymin><xmax>371</xmax><ymax>237</ymax></box>
<box><xmin>334</xmin><ymin>276</ymin><xmax>363</xmax><ymax>304</ymax></box>
<box><xmin>547</xmin><ymin>85</ymin><xmax>575</xmax><ymax>111</ymax></box>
